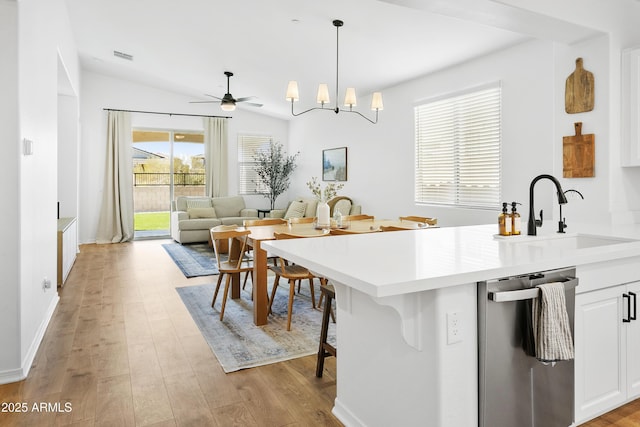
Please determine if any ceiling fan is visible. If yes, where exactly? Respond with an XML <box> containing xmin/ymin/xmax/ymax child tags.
<box><xmin>190</xmin><ymin>71</ymin><xmax>263</xmax><ymax>111</ymax></box>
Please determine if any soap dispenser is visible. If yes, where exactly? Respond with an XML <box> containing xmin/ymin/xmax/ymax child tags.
<box><xmin>499</xmin><ymin>203</ymin><xmax>512</xmax><ymax>236</ymax></box>
<box><xmin>510</xmin><ymin>202</ymin><xmax>522</xmax><ymax>235</ymax></box>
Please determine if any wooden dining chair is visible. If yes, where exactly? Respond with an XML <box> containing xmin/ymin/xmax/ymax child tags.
<box><xmin>399</xmin><ymin>215</ymin><xmax>437</xmax><ymax>226</ymax></box>
<box><xmin>380</xmin><ymin>225</ymin><xmax>411</xmax><ymax>232</ymax></box>
<box><xmin>289</xmin><ymin>216</ymin><xmax>316</xmax><ymax>224</ymax></box>
<box><xmin>241</xmin><ymin>217</ymin><xmax>287</xmax><ymax>290</ymax></box>
<box><xmin>329</xmin><ymin>228</ymin><xmax>379</xmax><ymax>235</ymax></box>
<box><xmin>342</xmin><ymin>214</ymin><xmax>374</xmax><ymax>221</ymax></box>
<box><xmin>268</xmin><ymin>232</ymin><xmax>327</xmax><ymax>331</ymax></box>
<box><xmin>243</xmin><ymin>218</ymin><xmax>287</xmax><ymax>227</ymax></box>
<box><xmin>210</xmin><ymin>227</ymin><xmax>253</xmax><ymax>321</ymax></box>
<box><xmin>316</xmin><ymin>282</ymin><xmax>336</xmax><ymax>378</ymax></box>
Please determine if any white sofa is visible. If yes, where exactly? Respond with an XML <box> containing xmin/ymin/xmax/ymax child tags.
<box><xmin>170</xmin><ymin>196</ymin><xmax>258</xmax><ymax>244</ymax></box>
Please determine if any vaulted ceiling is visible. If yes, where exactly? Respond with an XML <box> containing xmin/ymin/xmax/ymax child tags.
<box><xmin>64</xmin><ymin>0</ymin><xmax>599</xmax><ymax>119</ymax></box>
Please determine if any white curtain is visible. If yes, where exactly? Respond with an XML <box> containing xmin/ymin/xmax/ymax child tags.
<box><xmin>204</xmin><ymin>117</ymin><xmax>228</xmax><ymax>197</ymax></box>
<box><xmin>96</xmin><ymin>111</ymin><xmax>134</xmax><ymax>243</ymax></box>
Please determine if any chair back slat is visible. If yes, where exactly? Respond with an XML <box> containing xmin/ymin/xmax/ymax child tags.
<box><xmin>342</xmin><ymin>214</ymin><xmax>374</xmax><ymax>221</ymax></box>
<box><xmin>210</xmin><ymin>227</ymin><xmax>251</xmax><ymax>271</ymax></box>
<box><xmin>243</xmin><ymin>218</ymin><xmax>287</xmax><ymax>227</ymax></box>
<box><xmin>289</xmin><ymin>216</ymin><xmax>316</xmax><ymax>224</ymax></box>
<box><xmin>399</xmin><ymin>216</ymin><xmax>437</xmax><ymax>226</ymax></box>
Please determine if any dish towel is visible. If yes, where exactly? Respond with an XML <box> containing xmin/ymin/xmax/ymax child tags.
<box><xmin>531</xmin><ymin>282</ymin><xmax>575</xmax><ymax>362</ymax></box>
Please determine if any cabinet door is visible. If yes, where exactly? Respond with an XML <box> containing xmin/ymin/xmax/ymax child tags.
<box><xmin>622</xmin><ymin>48</ymin><xmax>640</xmax><ymax>167</ymax></box>
<box><xmin>627</xmin><ymin>281</ymin><xmax>640</xmax><ymax>399</ymax></box>
<box><xmin>575</xmin><ymin>286</ymin><xmax>627</xmax><ymax>423</ymax></box>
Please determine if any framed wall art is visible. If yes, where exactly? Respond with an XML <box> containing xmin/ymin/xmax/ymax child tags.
<box><xmin>322</xmin><ymin>147</ymin><xmax>347</xmax><ymax>181</ymax></box>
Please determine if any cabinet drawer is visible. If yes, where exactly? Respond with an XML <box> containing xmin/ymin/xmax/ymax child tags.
<box><xmin>576</xmin><ymin>256</ymin><xmax>640</xmax><ymax>293</ymax></box>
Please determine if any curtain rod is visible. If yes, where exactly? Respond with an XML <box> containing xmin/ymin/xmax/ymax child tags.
<box><xmin>103</xmin><ymin>108</ymin><xmax>231</xmax><ymax>119</ymax></box>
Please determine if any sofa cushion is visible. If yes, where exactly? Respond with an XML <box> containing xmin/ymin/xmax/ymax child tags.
<box><xmin>188</xmin><ymin>207</ymin><xmax>217</xmax><ymax>219</ymax></box>
<box><xmin>284</xmin><ymin>200</ymin><xmax>307</xmax><ymax>219</ymax></box>
<box><xmin>296</xmin><ymin>197</ymin><xmax>318</xmax><ymax>218</ymax></box>
<box><xmin>179</xmin><ymin>218</ymin><xmax>222</xmax><ymax>230</ymax></box>
<box><xmin>211</xmin><ymin>196</ymin><xmax>246</xmax><ymax>218</ymax></box>
<box><xmin>185</xmin><ymin>198</ymin><xmax>212</xmax><ymax>209</ymax></box>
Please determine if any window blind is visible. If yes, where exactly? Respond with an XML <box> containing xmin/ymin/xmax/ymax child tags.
<box><xmin>414</xmin><ymin>85</ymin><xmax>501</xmax><ymax>209</ymax></box>
<box><xmin>238</xmin><ymin>134</ymin><xmax>273</xmax><ymax>194</ymax></box>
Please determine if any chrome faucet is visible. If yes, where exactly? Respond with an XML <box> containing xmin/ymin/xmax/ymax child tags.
<box><xmin>527</xmin><ymin>174</ymin><xmax>568</xmax><ymax>236</ymax></box>
<box><xmin>558</xmin><ymin>189</ymin><xmax>584</xmax><ymax>233</ymax></box>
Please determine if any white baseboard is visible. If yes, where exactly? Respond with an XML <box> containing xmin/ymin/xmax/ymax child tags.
<box><xmin>0</xmin><ymin>294</ymin><xmax>59</xmax><ymax>385</ymax></box>
<box><xmin>332</xmin><ymin>398</ymin><xmax>367</xmax><ymax>427</ymax></box>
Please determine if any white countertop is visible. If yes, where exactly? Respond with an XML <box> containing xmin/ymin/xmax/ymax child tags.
<box><xmin>262</xmin><ymin>223</ymin><xmax>640</xmax><ymax>298</ymax></box>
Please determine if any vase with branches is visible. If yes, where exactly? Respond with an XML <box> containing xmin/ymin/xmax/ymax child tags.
<box><xmin>253</xmin><ymin>141</ymin><xmax>299</xmax><ymax>210</ymax></box>
<box><xmin>306</xmin><ymin>176</ymin><xmax>344</xmax><ymax>227</ymax></box>
<box><xmin>306</xmin><ymin>177</ymin><xmax>344</xmax><ymax>203</ymax></box>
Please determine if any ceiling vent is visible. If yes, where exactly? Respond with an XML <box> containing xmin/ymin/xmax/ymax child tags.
<box><xmin>113</xmin><ymin>50</ymin><xmax>133</xmax><ymax>61</ymax></box>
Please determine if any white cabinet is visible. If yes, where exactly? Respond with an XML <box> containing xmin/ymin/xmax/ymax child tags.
<box><xmin>57</xmin><ymin>217</ymin><xmax>78</xmax><ymax>287</ymax></box>
<box><xmin>626</xmin><ymin>281</ymin><xmax>640</xmax><ymax>398</ymax></box>
<box><xmin>622</xmin><ymin>48</ymin><xmax>640</xmax><ymax>167</ymax></box>
<box><xmin>575</xmin><ymin>281</ymin><xmax>640</xmax><ymax>424</ymax></box>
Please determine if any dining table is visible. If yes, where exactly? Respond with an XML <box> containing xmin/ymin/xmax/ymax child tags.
<box><xmin>220</xmin><ymin>219</ymin><xmax>433</xmax><ymax>326</ymax></box>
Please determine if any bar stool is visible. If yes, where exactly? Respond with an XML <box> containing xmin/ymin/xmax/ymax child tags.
<box><xmin>316</xmin><ymin>282</ymin><xmax>337</xmax><ymax>378</ymax></box>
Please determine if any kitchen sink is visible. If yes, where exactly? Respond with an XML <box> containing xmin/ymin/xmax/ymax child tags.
<box><xmin>507</xmin><ymin>233</ymin><xmax>638</xmax><ymax>250</ymax></box>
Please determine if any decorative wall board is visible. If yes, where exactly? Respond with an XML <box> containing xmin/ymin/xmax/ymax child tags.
<box><xmin>563</xmin><ymin>122</ymin><xmax>594</xmax><ymax>178</ymax></box>
<box><xmin>565</xmin><ymin>58</ymin><xmax>594</xmax><ymax>114</ymax></box>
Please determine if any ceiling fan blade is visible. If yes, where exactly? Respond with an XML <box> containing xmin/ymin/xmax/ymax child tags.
<box><xmin>189</xmin><ymin>100</ymin><xmax>218</xmax><ymax>104</ymax></box>
<box><xmin>235</xmin><ymin>96</ymin><xmax>257</xmax><ymax>102</ymax></box>
<box><xmin>204</xmin><ymin>93</ymin><xmax>223</xmax><ymax>100</ymax></box>
<box><xmin>242</xmin><ymin>102</ymin><xmax>263</xmax><ymax>108</ymax></box>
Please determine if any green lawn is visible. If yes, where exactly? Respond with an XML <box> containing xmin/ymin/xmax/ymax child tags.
<box><xmin>135</xmin><ymin>211</ymin><xmax>170</xmax><ymax>230</ymax></box>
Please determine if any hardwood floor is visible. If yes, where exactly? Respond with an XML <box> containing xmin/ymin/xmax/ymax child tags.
<box><xmin>1</xmin><ymin>239</ymin><xmax>639</xmax><ymax>426</ymax></box>
<box><xmin>582</xmin><ymin>398</ymin><xmax>640</xmax><ymax>427</ymax></box>
<box><xmin>0</xmin><ymin>240</ymin><xmax>339</xmax><ymax>427</ymax></box>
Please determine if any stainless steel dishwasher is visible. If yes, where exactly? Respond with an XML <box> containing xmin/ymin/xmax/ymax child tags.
<box><xmin>478</xmin><ymin>267</ymin><xmax>578</xmax><ymax>427</ymax></box>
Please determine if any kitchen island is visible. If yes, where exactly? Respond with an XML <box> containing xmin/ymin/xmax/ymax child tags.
<box><xmin>262</xmin><ymin>223</ymin><xmax>640</xmax><ymax>427</ymax></box>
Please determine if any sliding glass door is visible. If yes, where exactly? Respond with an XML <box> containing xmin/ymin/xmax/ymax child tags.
<box><xmin>132</xmin><ymin>129</ymin><xmax>205</xmax><ymax>239</ymax></box>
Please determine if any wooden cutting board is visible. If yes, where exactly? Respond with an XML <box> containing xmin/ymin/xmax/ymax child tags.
<box><xmin>565</xmin><ymin>58</ymin><xmax>594</xmax><ymax>113</ymax></box>
<box><xmin>563</xmin><ymin>122</ymin><xmax>594</xmax><ymax>178</ymax></box>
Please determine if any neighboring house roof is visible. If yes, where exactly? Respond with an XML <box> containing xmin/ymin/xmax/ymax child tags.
<box><xmin>133</xmin><ymin>147</ymin><xmax>165</xmax><ymax>159</ymax></box>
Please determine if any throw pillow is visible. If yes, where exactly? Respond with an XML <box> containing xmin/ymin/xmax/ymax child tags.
<box><xmin>186</xmin><ymin>198</ymin><xmax>211</xmax><ymax>209</ymax></box>
<box><xmin>297</xmin><ymin>197</ymin><xmax>318</xmax><ymax>218</ymax></box>
<box><xmin>284</xmin><ymin>200</ymin><xmax>307</xmax><ymax>219</ymax></box>
<box><xmin>187</xmin><ymin>207</ymin><xmax>217</xmax><ymax>219</ymax></box>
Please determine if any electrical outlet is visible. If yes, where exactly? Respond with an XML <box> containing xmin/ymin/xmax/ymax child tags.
<box><xmin>447</xmin><ymin>311</ymin><xmax>462</xmax><ymax>344</ymax></box>
<box><xmin>42</xmin><ymin>278</ymin><xmax>52</xmax><ymax>291</ymax></box>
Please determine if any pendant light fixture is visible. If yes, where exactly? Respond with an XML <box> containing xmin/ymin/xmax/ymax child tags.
<box><xmin>286</xmin><ymin>19</ymin><xmax>383</xmax><ymax>124</ymax></box>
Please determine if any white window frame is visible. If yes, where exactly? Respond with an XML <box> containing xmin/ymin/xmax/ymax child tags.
<box><xmin>414</xmin><ymin>83</ymin><xmax>502</xmax><ymax>210</ymax></box>
<box><xmin>237</xmin><ymin>134</ymin><xmax>274</xmax><ymax>195</ymax></box>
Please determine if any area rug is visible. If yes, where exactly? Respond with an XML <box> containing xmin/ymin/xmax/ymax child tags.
<box><xmin>176</xmin><ymin>280</ymin><xmax>335</xmax><ymax>372</ymax></box>
<box><xmin>162</xmin><ymin>242</ymin><xmax>218</xmax><ymax>277</ymax></box>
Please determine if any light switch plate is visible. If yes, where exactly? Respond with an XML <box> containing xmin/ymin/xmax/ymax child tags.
<box><xmin>23</xmin><ymin>138</ymin><xmax>33</xmax><ymax>156</ymax></box>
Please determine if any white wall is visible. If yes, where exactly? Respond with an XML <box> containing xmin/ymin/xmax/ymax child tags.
<box><xmin>288</xmin><ymin>39</ymin><xmax>560</xmax><ymax>227</ymax></box>
<box><xmin>501</xmin><ymin>0</ymin><xmax>640</xmax><ymax>224</ymax></box>
<box><xmin>554</xmin><ymin>35</ymin><xmax>611</xmax><ymax>224</ymax></box>
<box><xmin>79</xmin><ymin>71</ymin><xmax>290</xmax><ymax>243</ymax></box>
<box><xmin>0</xmin><ymin>0</ymin><xmax>80</xmax><ymax>384</ymax></box>
<box><xmin>0</xmin><ymin>0</ymin><xmax>21</xmax><ymax>377</ymax></box>
<box><xmin>286</xmin><ymin>34</ymin><xmax>630</xmax><ymax>228</ymax></box>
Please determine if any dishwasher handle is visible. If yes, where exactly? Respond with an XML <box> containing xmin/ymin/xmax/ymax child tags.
<box><xmin>488</xmin><ymin>277</ymin><xmax>578</xmax><ymax>303</ymax></box>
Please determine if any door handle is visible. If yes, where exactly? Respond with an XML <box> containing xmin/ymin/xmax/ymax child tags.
<box><xmin>623</xmin><ymin>293</ymin><xmax>632</xmax><ymax>323</ymax></box>
<box><xmin>630</xmin><ymin>291</ymin><xmax>637</xmax><ymax>321</ymax></box>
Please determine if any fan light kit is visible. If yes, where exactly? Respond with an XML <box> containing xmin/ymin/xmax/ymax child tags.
<box><xmin>286</xmin><ymin>19</ymin><xmax>383</xmax><ymax>124</ymax></box>
<box><xmin>190</xmin><ymin>71</ymin><xmax>263</xmax><ymax>111</ymax></box>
